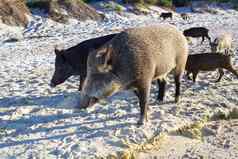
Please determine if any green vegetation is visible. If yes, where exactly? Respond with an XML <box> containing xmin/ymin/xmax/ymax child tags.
<box><xmin>123</xmin><ymin>0</ymin><xmax>173</xmax><ymax>8</ymax></box>
<box><xmin>115</xmin><ymin>4</ymin><xmax>124</xmax><ymax>12</ymax></box>
<box><xmin>158</xmin><ymin>0</ymin><xmax>172</xmax><ymax>7</ymax></box>
<box><xmin>104</xmin><ymin>2</ymin><xmax>124</xmax><ymax>12</ymax></box>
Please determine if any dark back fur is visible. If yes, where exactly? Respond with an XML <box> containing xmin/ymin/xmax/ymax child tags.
<box><xmin>62</xmin><ymin>33</ymin><xmax>117</xmax><ymax>77</ymax></box>
<box><xmin>160</xmin><ymin>12</ymin><xmax>173</xmax><ymax>20</ymax></box>
<box><xmin>181</xmin><ymin>13</ymin><xmax>189</xmax><ymax>20</ymax></box>
<box><xmin>183</xmin><ymin>27</ymin><xmax>209</xmax><ymax>38</ymax></box>
<box><xmin>186</xmin><ymin>53</ymin><xmax>232</xmax><ymax>71</ymax></box>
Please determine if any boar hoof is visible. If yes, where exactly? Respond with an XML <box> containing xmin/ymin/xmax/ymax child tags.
<box><xmin>175</xmin><ymin>96</ymin><xmax>180</xmax><ymax>103</ymax></box>
<box><xmin>80</xmin><ymin>96</ymin><xmax>99</xmax><ymax>109</ymax></box>
<box><xmin>215</xmin><ymin>79</ymin><xmax>221</xmax><ymax>83</ymax></box>
<box><xmin>137</xmin><ymin>119</ymin><xmax>144</xmax><ymax>126</ymax></box>
<box><xmin>137</xmin><ymin>116</ymin><xmax>148</xmax><ymax>126</ymax></box>
<box><xmin>157</xmin><ymin>96</ymin><xmax>164</xmax><ymax>102</ymax></box>
<box><xmin>187</xmin><ymin>76</ymin><xmax>192</xmax><ymax>80</ymax></box>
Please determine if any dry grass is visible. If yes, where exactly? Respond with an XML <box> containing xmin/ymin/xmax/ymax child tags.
<box><xmin>106</xmin><ymin>108</ymin><xmax>238</xmax><ymax>158</ymax></box>
<box><xmin>26</xmin><ymin>0</ymin><xmax>104</xmax><ymax>23</ymax></box>
<box><xmin>0</xmin><ymin>0</ymin><xmax>31</xmax><ymax>27</ymax></box>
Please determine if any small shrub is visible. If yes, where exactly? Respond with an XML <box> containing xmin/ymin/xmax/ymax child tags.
<box><xmin>123</xmin><ymin>0</ymin><xmax>173</xmax><ymax>8</ymax></box>
<box><xmin>104</xmin><ymin>3</ymin><xmax>113</xmax><ymax>9</ymax></box>
<box><xmin>115</xmin><ymin>4</ymin><xmax>123</xmax><ymax>12</ymax></box>
<box><xmin>146</xmin><ymin>0</ymin><xmax>158</xmax><ymax>5</ymax></box>
<box><xmin>158</xmin><ymin>0</ymin><xmax>172</xmax><ymax>8</ymax></box>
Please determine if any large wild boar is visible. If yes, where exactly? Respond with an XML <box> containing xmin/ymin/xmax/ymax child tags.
<box><xmin>186</xmin><ymin>53</ymin><xmax>238</xmax><ymax>82</ymax></box>
<box><xmin>183</xmin><ymin>27</ymin><xmax>211</xmax><ymax>44</ymax></box>
<box><xmin>50</xmin><ymin>33</ymin><xmax>117</xmax><ymax>90</ymax></box>
<box><xmin>80</xmin><ymin>25</ymin><xmax>188</xmax><ymax>125</ymax></box>
<box><xmin>181</xmin><ymin>13</ymin><xmax>190</xmax><ymax>21</ymax></box>
<box><xmin>160</xmin><ymin>12</ymin><xmax>173</xmax><ymax>20</ymax></box>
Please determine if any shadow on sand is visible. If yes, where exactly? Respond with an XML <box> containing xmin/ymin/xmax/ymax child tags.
<box><xmin>0</xmin><ymin>92</ymin><xmax>80</xmax><ymax>108</ymax></box>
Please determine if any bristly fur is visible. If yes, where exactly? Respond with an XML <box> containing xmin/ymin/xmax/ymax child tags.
<box><xmin>81</xmin><ymin>24</ymin><xmax>188</xmax><ymax>125</ymax></box>
<box><xmin>185</xmin><ymin>53</ymin><xmax>238</xmax><ymax>82</ymax></box>
<box><xmin>210</xmin><ymin>33</ymin><xmax>233</xmax><ymax>55</ymax></box>
<box><xmin>50</xmin><ymin>33</ymin><xmax>117</xmax><ymax>90</ymax></box>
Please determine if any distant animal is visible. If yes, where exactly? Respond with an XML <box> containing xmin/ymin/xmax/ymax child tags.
<box><xmin>183</xmin><ymin>27</ymin><xmax>211</xmax><ymax>44</ymax></box>
<box><xmin>210</xmin><ymin>33</ymin><xmax>233</xmax><ymax>55</ymax></box>
<box><xmin>185</xmin><ymin>53</ymin><xmax>238</xmax><ymax>82</ymax></box>
<box><xmin>181</xmin><ymin>13</ymin><xmax>190</xmax><ymax>20</ymax></box>
<box><xmin>50</xmin><ymin>33</ymin><xmax>117</xmax><ymax>90</ymax></box>
<box><xmin>80</xmin><ymin>24</ymin><xmax>188</xmax><ymax>125</ymax></box>
<box><xmin>160</xmin><ymin>12</ymin><xmax>173</xmax><ymax>20</ymax></box>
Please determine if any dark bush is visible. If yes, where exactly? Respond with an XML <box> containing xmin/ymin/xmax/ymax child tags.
<box><xmin>173</xmin><ymin>0</ymin><xmax>191</xmax><ymax>7</ymax></box>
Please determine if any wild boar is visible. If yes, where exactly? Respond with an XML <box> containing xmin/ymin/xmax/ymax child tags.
<box><xmin>183</xmin><ymin>27</ymin><xmax>211</xmax><ymax>44</ymax></box>
<box><xmin>185</xmin><ymin>53</ymin><xmax>238</xmax><ymax>82</ymax></box>
<box><xmin>50</xmin><ymin>33</ymin><xmax>117</xmax><ymax>90</ymax></box>
<box><xmin>80</xmin><ymin>25</ymin><xmax>188</xmax><ymax>125</ymax></box>
<box><xmin>160</xmin><ymin>12</ymin><xmax>173</xmax><ymax>20</ymax></box>
<box><xmin>210</xmin><ymin>33</ymin><xmax>233</xmax><ymax>55</ymax></box>
<box><xmin>181</xmin><ymin>13</ymin><xmax>190</xmax><ymax>21</ymax></box>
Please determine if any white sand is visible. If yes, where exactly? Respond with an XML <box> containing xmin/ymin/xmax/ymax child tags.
<box><xmin>0</xmin><ymin>6</ymin><xmax>238</xmax><ymax>158</ymax></box>
<box><xmin>138</xmin><ymin>120</ymin><xmax>238</xmax><ymax>159</ymax></box>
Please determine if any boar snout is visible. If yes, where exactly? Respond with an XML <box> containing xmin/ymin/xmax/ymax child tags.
<box><xmin>50</xmin><ymin>81</ymin><xmax>56</xmax><ymax>88</ymax></box>
<box><xmin>50</xmin><ymin>77</ymin><xmax>64</xmax><ymax>88</ymax></box>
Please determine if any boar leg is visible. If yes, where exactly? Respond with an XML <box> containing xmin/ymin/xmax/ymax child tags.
<box><xmin>186</xmin><ymin>71</ymin><xmax>192</xmax><ymax>80</ymax></box>
<box><xmin>225</xmin><ymin>65</ymin><xmax>238</xmax><ymax>79</ymax></box>
<box><xmin>206</xmin><ymin>35</ymin><xmax>211</xmax><ymax>43</ymax></box>
<box><xmin>174</xmin><ymin>74</ymin><xmax>182</xmax><ymax>103</ymax></box>
<box><xmin>215</xmin><ymin>69</ymin><xmax>224</xmax><ymax>82</ymax></box>
<box><xmin>78</xmin><ymin>77</ymin><xmax>85</xmax><ymax>91</ymax></box>
<box><xmin>157</xmin><ymin>79</ymin><xmax>166</xmax><ymax>101</ymax></box>
<box><xmin>192</xmin><ymin>71</ymin><xmax>198</xmax><ymax>82</ymax></box>
<box><xmin>201</xmin><ymin>36</ymin><xmax>205</xmax><ymax>44</ymax></box>
<box><xmin>136</xmin><ymin>81</ymin><xmax>151</xmax><ymax>125</ymax></box>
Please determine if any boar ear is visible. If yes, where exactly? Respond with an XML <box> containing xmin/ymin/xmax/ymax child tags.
<box><xmin>96</xmin><ymin>44</ymin><xmax>113</xmax><ymax>63</ymax></box>
<box><xmin>96</xmin><ymin>47</ymin><xmax>108</xmax><ymax>58</ymax></box>
<box><xmin>96</xmin><ymin>45</ymin><xmax>113</xmax><ymax>72</ymax></box>
<box><xmin>97</xmin><ymin>44</ymin><xmax>112</xmax><ymax>55</ymax></box>
<box><xmin>54</xmin><ymin>46</ymin><xmax>67</xmax><ymax>62</ymax></box>
<box><xmin>54</xmin><ymin>45</ymin><xmax>62</xmax><ymax>55</ymax></box>
<box><xmin>213</xmin><ymin>38</ymin><xmax>219</xmax><ymax>44</ymax></box>
<box><xmin>102</xmin><ymin>44</ymin><xmax>113</xmax><ymax>66</ymax></box>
